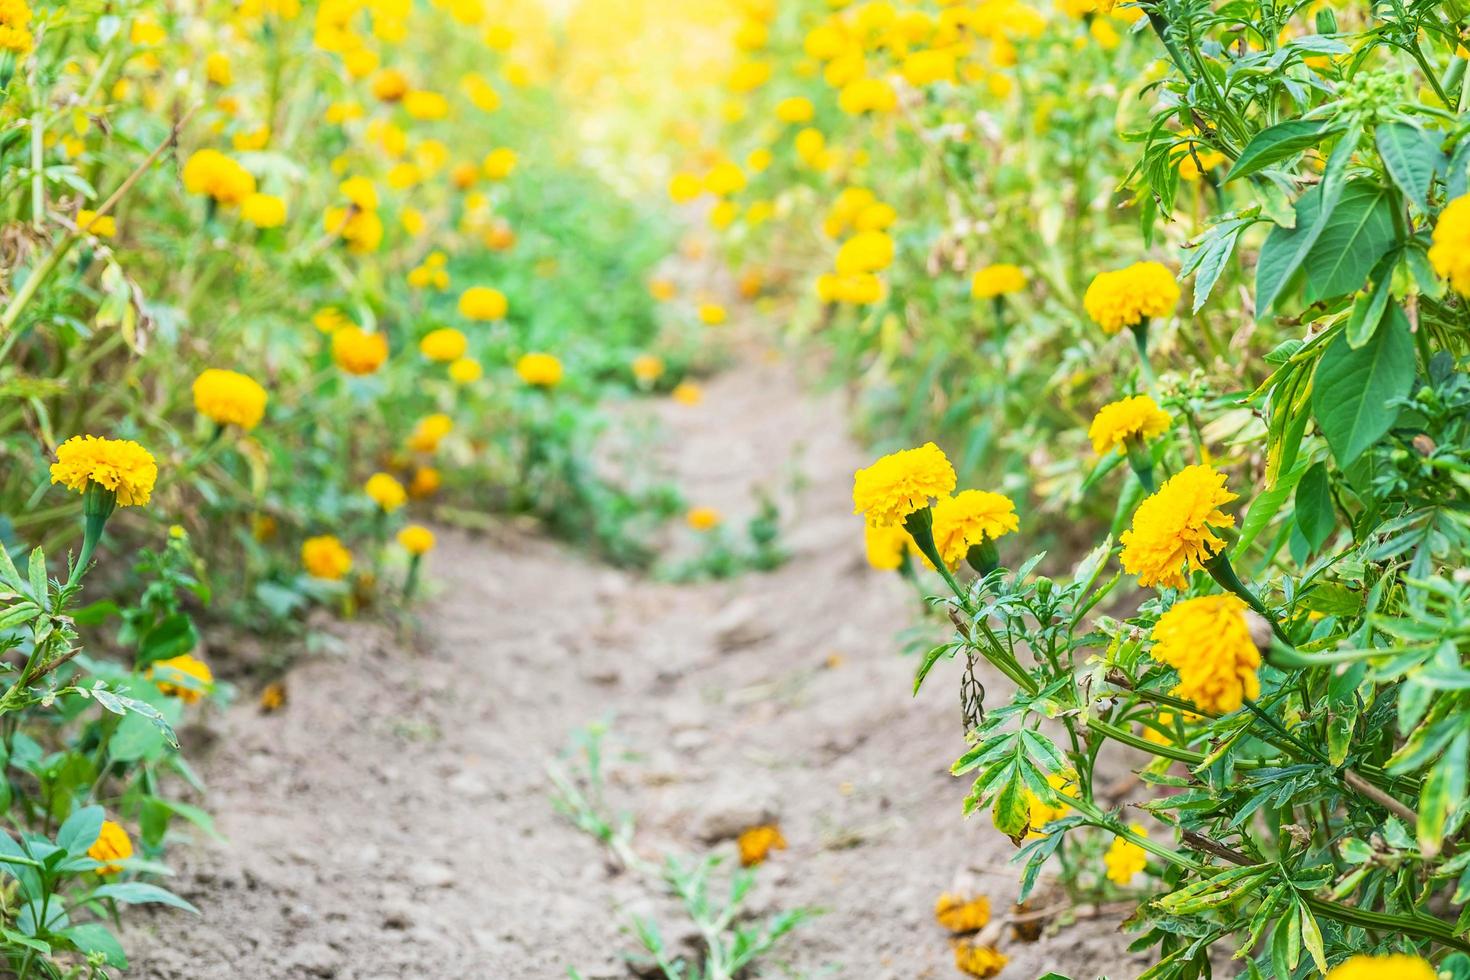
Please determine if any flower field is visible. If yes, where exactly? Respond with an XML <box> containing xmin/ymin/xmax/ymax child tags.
<box><xmin>2</xmin><ymin>0</ymin><xmax>1470</xmax><ymax>977</ymax></box>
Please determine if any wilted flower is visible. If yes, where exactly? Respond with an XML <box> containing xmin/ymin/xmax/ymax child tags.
<box><xmin>934</xmin><ymin>893</ymin><xmax>990</xmax><ymax>933</ymax></box>
<box><xmin>736</xmin><ymin>824</ymin><xmax>786</xmax><ymax>866</ymax></box>
<box><xmin>193</xmin><ymin>368</ymin><xmax>268</xmax><ymax>431</ymax></box>
<box><xmin>952</xmin><ymin>941</ymin><xmax>1007</xmax><ymax>979</ymax></box>
<box><xmin>302</xmin><ymin>535</ymin><xmax>352</xmax><ymax>580</ymax></box>
<box><xmin>148</xmin><ymin>654</ymin><xmax>214</xmax><ymax>704</ymax></box>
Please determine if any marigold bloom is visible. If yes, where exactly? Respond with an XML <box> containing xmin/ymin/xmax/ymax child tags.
<box><xmin>313</xmin><ymin>307</ymin><xmax>350</xmax><ymax>333</ymax></box>
<box><xmin>397</xmin><ymin>524</ymin><xmax>435</xmax><ymax>555</ymax></box>
<box><xmin>671</xmin><ymin>381</ymin><xmax>702</xmax><ymax>406</ymax></box>
<box><xmin>448</xmin><ymin>357</ymin><xmax>482</xmax><ymax>384</ymax></box>
<box><xmin>838</xmin><ymin>76</ymin><xmax>897</xmax><ymax>114</ymax></box>
<box><xmin>419</xmin><ymin>328</ymin><xmax>468</xmax><ymax>363</ymax></box>
<box><xmin>970</xmin><ymin>263</ymin><xmax>1027</xmax><ymax>299</ymax></box>
<box><xmin>834</xmin><ymin>230</ymin><xmax>895</xmax><ymax>275</ymax></box>
<box><xmin>736</xmin><ymin>824</ymin><xmax>786</xmax><ymax>866</ymax></box>
<box><xmin>1104</xmin><ymin>825</ymin><xmax>1148</xmax><ymax>885</ymax></box>
<box><xmin>516</xmin><ymin>352</ymin><xmax>563</xmax><ymax>388</ymax></box>
<box><xmin>148</xmin><ymin>654</ymin><xmax>214</xmax><ymax>704</ymax></box>
<box><xmin>1429</xmin><ymin>194</ymin><xmax>1470</xmax><ymax>295</ymax></box>
<box><xmin>240</xmin><ymin>192</ymin><xmax>287</xmax><ymax>228</ymax></box>
<box><xmin>260</xmin><ymin>681</ymin><xmax>287</xmax><ymax>712</ymax></box>
<box><xmin>863</xmin><ymin>522</ymin><xmax>912</xmax><ymax>571</ymax></box>
<box><xmin>77</xmin><ymin>209</ymin><xmax>115</xmax><ymax>238</ymax></box>
<box><xmin>632</xmin><ymin>355</ymin><xmax>665</xmax><ymax>383</ymax></box>
<box><xmin>775</xmin><ymin>96</ymin><xmax>814</xmax><ymax>123</ymax></box>
<box><xmin>331</xmin><ymin>326</ymin><xmax>389</xmax><ymax>375</ymax></box>
<box><xmin>88</xmin><ymin>820</ymin><xmax>132</xmax><ymax>875</ymax></box>
<box><xmin>193</xmin><ymin>368</ymin><xmax>268</xmax><ymax>430</ymax></box>
<box><xmin>1150</xmin><ymin>594</ymin><xmax>1261</xmax><ymax>713</ymax></box>
<box><xmin>182</xmin><ymin>149</ymin><xmax>256</xmax><ymax>206</ymax></box>
<box><xmin>0</xmin><ymin>0</ymin><xmax>34</xmax><ymax>54</ymax></box>
<box><xmin>403</xmin><ymin>89</ymin><xmax>448</xmax><ymax>120</ymax></box>
<box><xmin>323</xmin><ymin>206</ymin><xmax>383</xmax><ymax>253</ymax></box>
<box><xmin>686</xmin><ymin>506</ymin><xmax>722</xmax><ymax>531</ymax></box>
<box><xmin>50</xmin><ymin>436</ymin><xmax>158</xmax><ymax>507</ymax></box>
<box><xmin>703</xmin><ymin>161</ymin><xmax>746</xmax><ymax>197</ymax></box>
<box><xmin>1088</xmin><ymin>395</ymin><xmax>1171</xmax><ymax>455</ymax></box>
<box><xmin>482</xmin><ymin>147</ymin><xmax>517</xmax><ymax>180</ymax></box>
<box><xmin>205</xmin><ymin>51</ymin><xmax>232</xmax><ymax>86</ymax></box>
<box><xmin>408</xmin><ymin>414</ymin><xmax>453</xmax><ymax>453</ymax></box>
<box><xmin>1025</xmin><ymin>773</ymin><xmax>1072</xmax><ymax>836</ymax></box>
<box><xmin>931</xmin><ymin>490</ymin><xmax>1018</xmax><ymax>568</ymax></box>
<box><xmin>339</xmin><ymin>175</ymin><xmax>378</xmax><ymax>211</ymax></box>
<box><xmin>952</xmin><ymin>941</ymin><xmax>1007</xmax><ymax>979</ymax></box>
<box><xmin>409</xmin><ymin>466</ymin><xmax>441</xmax><ymax>498</ymax></box>
<box><xmin>668</xmin><ymin>172</ymin><xmax>703</xmax><ymax>204</ymax></box>
<box><xmin>302</xmin><ymin>535</ymin><xmax>352</xmax><ymax>580</ymax></box>
<box><xmin>1083</xmin><ymin>261</ymin><xmax>1180</xmax><ymax>334</ymax></box>
<box><xmin>1326</xmin><ymin>954</ymin><xmax>1436</xmax><ymax>980</ymax></box>
<box><xmin>1119</xmin><ymin>464</ymin><xmax>1237</xmax><ymax>589</ymax></box>
<box><xmin>698</xmin><ymin>303</ymin><xmax>727</xmax><ymax>326</ymax></box>
<box><xmin>852</xmin><ymin>443</ymin><xmax>957</xmax><ymax>527</ymax></box>
<box><xmin>372</xmin><ymin>67</ymin><xmax>409</xmax><ymax>101</ymax></box>
<box><xmin>459</xmin><ymin>286</ymin><xmax>508</xmax><ymax>321</ymax></box>
<box><xmin>934</xmin><ymin>893</ymin><xmax>990</xmax><ymax>933</ymax></box>
<box><xmin>365</xmin><ymin>472</ymin><xmax>407</xmax><ymax>512</ymax></box>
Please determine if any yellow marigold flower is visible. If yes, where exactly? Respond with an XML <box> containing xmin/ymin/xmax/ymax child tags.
<box><xmin>736</xmin><ymin>824</ymin><xmax>786</xmax><ymax>866</ymax></box>
<box><xmin>397</xmin><ymin>524</ymin><xmax>436</xmax><ymax>555</ymax></box>
<box><xmin>931</xmin><ymin>490</ymin><xmax>1019</xmax><ymax>568</ymax></box>
<box><xmin>323</xmin><ymin>206</ymin><xmax>383</xmax><ymax>253</ymax></box>
<box><xmin>403</xmin><ymin>89</ymin><xmax>449</xmax><ymax>120</ymax></box>
<box><xmin>1119</xmin><ymin>464</ymin><xmax>1237</xmax><ymax>589</ymax></box>
<box><xmin>0</xmin><ymin>0</ymin><xmax>34</xmax><ymax>54</ymax></box>
<box><xmin>331</xmin><ymin>326</ymin><xmax>389</xmax><ymax>375</ymax></box>
<box><xmin>372</xmin><ymin>67</ymin><xmax>409</xmax><ymax>101</ymax></box>
<box><xmin>1429</xmin><ymin>194</ymin><xmax>1470</xmax><ymax>295</ymax></box>
<box><xmin>1142</xmin><ymin>709</ymin><xmax>1201</xmax><ymax>745</ymax></box>
<box><xmin>148</xmin><ymin>653</ymin><xmax>214</xmax><ymax>704</ymax></box>
<box><xmin>854</xmin><ymin>202</ymin><xmax>896</xmax><ymax>233</ymax></box>
<box><xmin>448</xmin><ymin>357</ymin><xmax>482</xmax><ymax>384</ymax></box>
<box><xmin>703</xmin><ymin>161</ymin><xmax>746</xmax><ymax>197</ymax></box>
<box><xmin>313</xmin><ymin>307</ymin><xmax>349</xmax><ymax>333</ymax></box>
<box><xmin>1150</xmin><ymin>594</ymin><xmax>1261</xmax><ymax>713</ymax></box>
<box><xmin>863</xmin><ymin>521</ymin><xmax>912</xmax><ymax>571</ymax></box>
<box><xmin>205</xmin><ymin>51</ymin><xmax>232</xmax><ymax>86</ymax></box>
<box><xmin>76</xmin><ymin>209</ymin><xmax>115</xmax><ymax>238</ymax></box>
<box><xmin>1088</xmin><ymin>395</ymin><xmax>1171</xmax><ymax>455</ymax></box>
<box><xmin>1326</xmin><ymin>954</ymin><xmax>1437</xmax><ymax>980</ymax></box>
<box><xmin>853</xmin><ymin>443</ymin><xmax>957</xmax><ymax>528</ymax></box>
<box><xmin>668</xmin><ymin>172</ymin><xmax>703</xmax><ymax>204</ymax></box>
<box><xmin>483</xmin><ymin>222</ymin><xmax>515</xmax><ymax>251</ymax></box>
<box><xmin>775</xmin><ymin>96</ymin><xmax>815</xmax><ymax>123</ymax></box>
<box><xmin>934</xmin><ymin>893</ymin><xmax>990</xmax><ymax>933</ymax></box>
<box><xmin>902</xmin><ymin>48</ymin><xmax>956</xmax><ymax>86</ymax></box>
<box><xmin>1083</xmin><ymin>261</ymin><xmax>1180</xmax><ymax>334</ymax></box>
<box><xmin>50</xmin><ymin>436</ymin><xmax>157</xmax><ymax>507</ymax></box>
<box><xmin>834</xmin><ymin>230</ymin><xmax>895</xmax><ymax>275</ymax></box>
<box><xmin>516</xmin><ymin>352</ymin><xmax>563</xmax><ymax>388</ymax></box>
<box><xmin>1025</xmin><ymin>773</ymin><xmax>1072</xmax><ymax>836</ymax></box>
<box><xmin>671</xmin><ymin>381</ymin><xmax>702</xmax><ymax>406</ymax></box>
<box><xmin>838</xmin><ymin>76</ymin><xmax>897</xmax><ymax>114</ymax></box>
<box><xmin>302</xmin><ymin>534</ymin><xmax>352</xmax><ymax>580</ymax></box>
<box><xmin>971</xmin><ymin>263</ymin><xmax>1027</xmax><ymax>299</ymax></box>
<box><xmin>232</xmin><ymin>125</ymin><xmax>270</xmax><ymax>151</ymax></box>
<box><xmin>192</xmin><ymin>368</ymin><xmax>268</xmax><ymax>431</ymax></box>
<box><xmin>459</xmin><ymin>286</ymin><xmax>508</xmax><ymax>321</ymax></box>
<box><xmin>409</xmin><ymin>466</ymin><xmax>441</xmax><ymax>498</ymax></box>
<box><xmin>952</xmin><ymin>941</ymin><xmax>1008</xmax><ymax>979</ymax></box>
<box><xmin>88</xmin><ymin>820</ymin><xmax>133</xmax><ymax>875</ymax></box>
<box><xmin>182</xmin><ymin>149</ymin><xmax>256</xmax><ymax>206</ymax></box>
<box><xmin>686</xmin><ymin>506</ymin><xmax>721</xmax><ymax>531</ymax></box>
<box><xmin>408</xmin><ymin>414</ymin><xmax>453</xmax><ymax>453</ymax></box>
<box><xmin>649</xmin><ymin>277</ymin><xmax>677</xmax><ymax>301</ymax></box>
<box><xmin>632</xmin><ymin>355</ymin><xmax>665</xmax><ymax>383</ymax></box>
<box><xmin>1104</xmin><ymin>825</ymin><xmax>1148</xmax><ymax>885</ymax></box>
<box><xmin>364</xmin><ymin>472</ymin><xmax>407</xmax><ymax>513</ymax></box>
<box><xmin>338</xmin><ymin>175</ymin><xmax>378</xmax><ymax>211</ymax></box>
<box><xmin>482</xmin><ymin>147</ymin><xmax>517</xmax><ymax>180</ymax></box>
<box><xmin>698</xmin><ymin>303</ymin><xmax>727</xmax><ymax>326</ymax></box>
<box><xmin>240</xmin><ymin>192</ymin><xmax>287</xmax><ymax>229</ymax></box>
<box><xmin>419</xmin><ymin>328</ymin><xmax>468</xmax><ymax>363</ymax></box>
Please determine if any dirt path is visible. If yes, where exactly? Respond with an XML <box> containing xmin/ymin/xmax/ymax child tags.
<box><xmin>123</xmin><ymin>335</ymin><xmax>1143</xmax><ymax>979</ymax></box>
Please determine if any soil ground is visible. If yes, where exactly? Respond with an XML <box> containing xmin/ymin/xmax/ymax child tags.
<box><xmin>123</xmin><ymin>333</ymin><xmax>1146</xmax><ymax>979</ymax></box>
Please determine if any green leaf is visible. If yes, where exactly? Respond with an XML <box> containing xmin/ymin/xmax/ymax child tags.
<box><xmin>137</xmin><ymin>614</ymin><xmax>199</xmax><ymax>666</ymax></box>
<box><xmin>913</xmin><ymin>644</ymin><xmax>950</xmax><ymax>696</ymax></box>
<box><xmin>86</xmin><ymin>882</ymin><xmax>199</xmax><ymax>914</ymax></box>
<box><xmin>58</xmin><ymin>923</ymin><xmax>127</xmax><ymax>968</ymax></box>
<box><xmin>27</xmin><ymin>548</ymin><xmax>47</xmax><ymax>605</ymax></box>
<box><xmin>1302</xmin><ymin>180</ymin><xmax>1396</xmax><ymax>303</ymax></box>
<box><xmin>1345</xmin><ymin>269</ymin><xmax>1393</xmax><ymax>348</ymax></box>
<box><xmin>1311</xmin><ymin>304</ymin><xmax>1415</xmax><ymax>466</ymax></box>
<box><xmin>1297</xmin><ymin>901</ymin><xmax>1327</xmax><ymax>975</ymax></box>
<box><xmin>55</xmin><ymin>806</ymin><xmax>104</xmax><ymax>858</ymax></box>
<box><xmin>991</xmin><ymin>771</ymin><xmax>1030</xmax><ymax>839</ymax></box>
<box><xmin>1225</xmin><ymin>119</ymin><xmax>1334</xmax><ymax>183</ymax></box>
<box><xmin>1255</xmin><ymin>186</ymin><xmax>1321</xmax><ymax>316</ymax></box>
<box><xmin>1293</xmin><ymin>463</ymin><xmax>1334</xmax><ymax>553</ymax></box>
<box><xmin>1376</xmin><ymin>121</ymin><xmax>1444</xmax><ymax>209</ymax></box>
<box><xmin>1237</xmin><ymin>464</ymin><xmax>1307</xmax><ymax>555</ymax></box>
<box><xmin>1418</xmin><ymin>730</ymin><xmax>1468</xmax><ymax>856</ymax></box>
